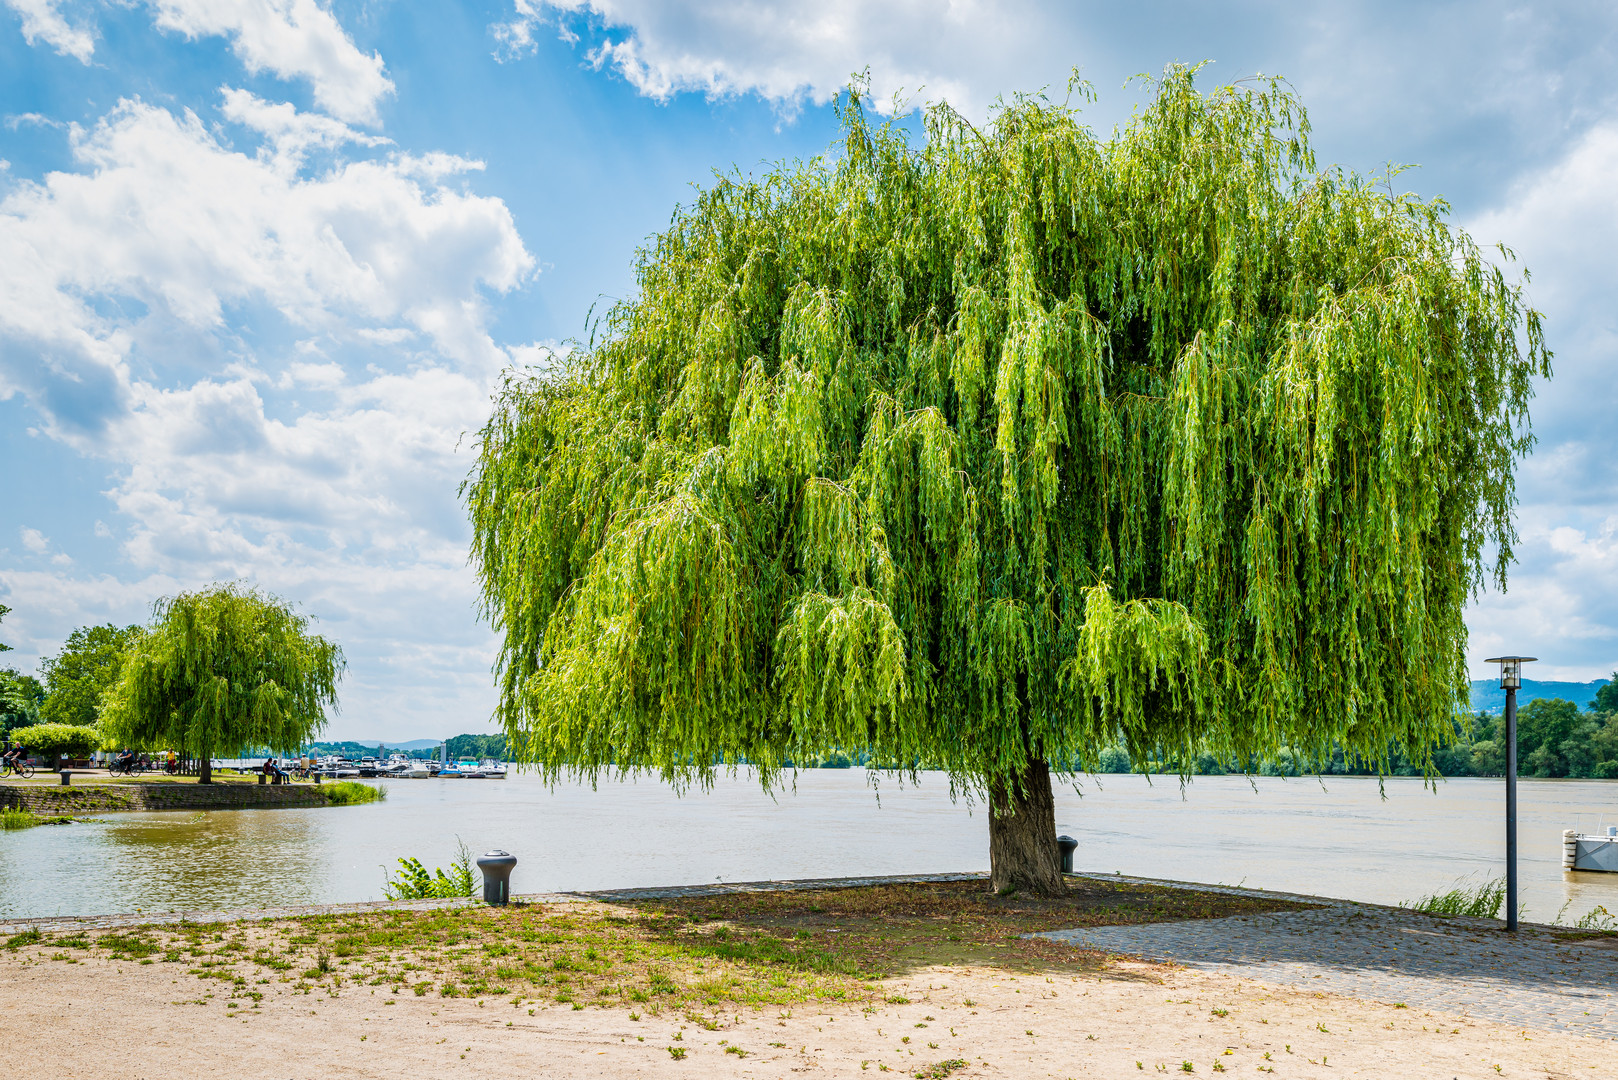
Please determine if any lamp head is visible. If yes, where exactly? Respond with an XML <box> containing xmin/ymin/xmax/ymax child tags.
<box><xmin>1483</xmin><ymin>655</ymin><xmax>1537</xmax><ymax>690</ymax></box>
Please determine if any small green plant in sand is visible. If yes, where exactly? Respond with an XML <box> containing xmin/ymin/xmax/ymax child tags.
<box><xmin>1402</xmin><ymin>878</ymin><xmax>1506</xmax><ymax>919</ymax></box>
<box><xmin>323</xmin><ymin>781</ymin><xmax>386</xmax><ymax>806</ymax></box>
<box><xmin>382</xmin><ymin>840</ymin><xmax>475</xmax><ymax>900</ymax></box>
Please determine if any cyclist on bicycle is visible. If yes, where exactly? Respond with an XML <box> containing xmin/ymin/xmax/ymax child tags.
<box><xmin>2</xmin><ymin>740</ymin><xmax>22</xmax><ymax>769</ymax></box>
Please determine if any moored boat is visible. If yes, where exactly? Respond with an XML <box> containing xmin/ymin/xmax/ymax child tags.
<box><xmin>1565</xmin><ymin>826</ymin><xmax>1618</xmax><ymax>873</ymax></box>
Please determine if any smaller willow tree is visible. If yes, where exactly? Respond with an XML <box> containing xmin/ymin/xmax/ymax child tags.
<box><xmin>466</xmin><ymin>68</ymin><xmax>1548</xmax><ymax>895</ymax></box>
<box><xmin>101</xmin><ymin>584</ymin><xmax>344</xmax><ymax>783</ymax></box>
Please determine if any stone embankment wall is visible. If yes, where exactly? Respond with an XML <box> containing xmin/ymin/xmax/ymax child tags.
<box><xmin>0</xmin><ymin>782</ymin><xmax>332</xmax><ymax>814</ymax></box>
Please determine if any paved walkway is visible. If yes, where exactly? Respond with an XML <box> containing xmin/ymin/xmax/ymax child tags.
<box><xmin>1037</xmin><ymin>892</ymin><xmax>1618</xmax><ymax>1040</ymax></box>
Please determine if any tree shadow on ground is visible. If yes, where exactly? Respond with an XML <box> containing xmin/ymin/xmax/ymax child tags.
<box><xmin>627</xmin><ymin>878</ymin><xmax>1312</xmax><ymax>984</ymax></box>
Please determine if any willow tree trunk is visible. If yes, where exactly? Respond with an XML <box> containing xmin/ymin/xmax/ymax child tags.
<box><xmin>199</xmin><ymin>748</ymin><xmax>212</xmax><ymax>785</ymax></box>
<box><xmin>987</xmin><ymin>757</ymin><xmax>1065</xmax><ymax>896</ymax></box>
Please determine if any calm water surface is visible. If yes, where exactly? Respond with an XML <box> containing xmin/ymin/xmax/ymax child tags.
<box><xmin>3</xmin><ymin>772</ymin><xmax>1616</xmax><ymax>923</ymax></box>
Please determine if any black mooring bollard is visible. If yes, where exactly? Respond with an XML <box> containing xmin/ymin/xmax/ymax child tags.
<box><xmin>1056</xmin><ymin>835</ymin><xmax>1077</xmax><ymax>875</ymax></box>
<box><xmin>476</xmin><ymin>850</ymin><xmax>518</xmax><ymax>906</ymax></box>
<box><xmin>61</xmin><ymin>770</ymin><xmax>72</xmax><ymax>786</ymax></box>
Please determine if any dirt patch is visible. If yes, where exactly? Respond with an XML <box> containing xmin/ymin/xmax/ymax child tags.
<box><xmin>632</xmin><ymin>877</ymin><xmax>1310</xmax><ymax>979</ymax></box>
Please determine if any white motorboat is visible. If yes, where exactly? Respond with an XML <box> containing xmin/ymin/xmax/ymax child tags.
<box><xmin>479</xmin><ymin>759</ymin><xmax>508</xmax><ymax>779</ymax></box>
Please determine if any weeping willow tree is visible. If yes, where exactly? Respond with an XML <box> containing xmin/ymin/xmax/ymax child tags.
<box><xmin>101</xmin><ymin>583</ymin><xmax>344</xmax><ymax>783</ymax></box>
<box><xmin>466</xmin><ymin>67</ymin><xmax>1548</xmax><ymax>894</ymax></box>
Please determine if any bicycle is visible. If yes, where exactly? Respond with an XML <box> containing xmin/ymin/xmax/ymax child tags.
<box><xmin>107</xmin><ymin>756</ymin><xmax>150</xmax><ymax>776</ymax></box>
<box><xmin>0</xmin><ymin>758</ymin><xmax>35</xmax><ymax>779</ymax></box>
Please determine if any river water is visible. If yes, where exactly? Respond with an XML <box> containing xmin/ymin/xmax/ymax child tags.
<box><xmin>3</xmin><ymin>772</ymin><xmax>1616</xmax><ymax>924</ymax></box>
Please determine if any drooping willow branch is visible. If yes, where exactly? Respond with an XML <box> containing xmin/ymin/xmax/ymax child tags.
<box><xmin>465</xmin><ymin>65</ymin><xmax>1549</xmax><ymax>795</ymax></box>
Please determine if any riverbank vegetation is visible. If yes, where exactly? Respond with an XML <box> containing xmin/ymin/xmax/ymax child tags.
<box><xmin>0</xmin><ymin>807</ymin><xmax>77</xmax><ymax>829</ymax></box>
<box><xmin>382</xmin><ymin>843</ymin><xmax>476</xmax><ymax>900</ymax></box>
<box><xmin>1088</xmin><ymin>692</ymin><xmax>1618</xmax><ymax>780</ymax></box>
<box><xmin>1403</xmin><ymin>877</ymin><xmax>1507</xmax><ymax>919</ymax></box>
<box><xmin>321</xmin><ymin>780</ymin><xmax>386</xmax><ymax>806</ymax></box>
<box><xmin>2</xmin><ymin>879</ymin><xmax>1300</xmax><ymax>1013</ymax></box>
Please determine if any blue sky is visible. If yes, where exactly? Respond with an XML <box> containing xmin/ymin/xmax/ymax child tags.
<box><xmin>2</xmin><ymin>1</ymin><xmax>1616</xmax><ymax>741</ymax></box>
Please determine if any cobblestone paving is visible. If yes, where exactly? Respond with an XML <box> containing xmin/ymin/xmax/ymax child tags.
<box><xmin>1037</xmin><ymin>897</ymin><xmax>1618</xmax><ymax>1039</ymax></box>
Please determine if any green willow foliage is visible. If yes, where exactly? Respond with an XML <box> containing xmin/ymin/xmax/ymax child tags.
<box><xmin>102</xmin><ymin>583</ymin><xmax>344</xmax><ymax>779</ymax></box>
<box><xmin>466</xmin><ymin>68</ymin><xmax>1548</xmax><ymax>797</ymax></box>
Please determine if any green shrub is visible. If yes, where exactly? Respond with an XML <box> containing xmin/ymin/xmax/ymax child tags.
<box><xmin>322</xmin><ymin>781</ymin><xmax>385</xmax><ymax>805</ymax></box>
<box><xmin>14</xmin><ymin>722</ymin><xmax>100</xmax><ymax>761</ymax></box>
<box><xmin>382</xmin><ymin>840</ymin><xmax>476</xmax><ymax>899</ymax></box>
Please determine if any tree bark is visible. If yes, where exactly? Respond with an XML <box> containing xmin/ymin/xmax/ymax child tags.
<box><xmin>987</xmin><ymin>756</ymin><xmax>1066</xmax><ymax>897</ymax></box>
<box><xmin>199</xmin><ymin>749</ymin><xmax>212</xmax><ymax>785</ymax></box>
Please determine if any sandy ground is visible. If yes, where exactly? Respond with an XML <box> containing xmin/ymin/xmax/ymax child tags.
<box><xmin>1</xmin><ymin>947</ymin><xmax>1607</xmax><ymax>1079</ymax></box>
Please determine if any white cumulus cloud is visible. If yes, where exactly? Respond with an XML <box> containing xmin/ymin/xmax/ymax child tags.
<box><xmin>149</xmin><ymin>0</ymin><xmax>394</xmax><ymax>124</ymax></box>
<box><xmin>0</xmin><ymin>91</ymin><xmax>542</xmax><ymax>731</ymax></box>
<box><xmin>3</xmin><ymin>0</ymin><xmax>95</xmax><ymax>62</ymax></box>
<box><xmin>496</xmin><ymin>0</ymin><xmax>1038</xmax><ymax>117</ymax></box>
<box><xmin>0</xmin><ymin>92</ymin><xmax>533</xmax><ymax>442</ymax></box>
<box><xmin>1463</xmin><ymin>123</ymin><xmax>1618</xmax><ymax>680</ymax></box>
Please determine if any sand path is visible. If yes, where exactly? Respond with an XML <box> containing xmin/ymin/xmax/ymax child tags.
<box><xmin>2</xmin><ymin>946</ymin><xmax>1607</xmax><ymax>1078</ymax></box>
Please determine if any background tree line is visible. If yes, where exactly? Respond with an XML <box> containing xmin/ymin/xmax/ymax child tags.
<box><xmin>1</xmin><ymin>587</ymin><xmax>342</xmax><ymax>780</ymax></box>
<box><xmin>1085</xmin><ymin>680</ymin><xmax>1618</xmax><ymax>779</ymax></box>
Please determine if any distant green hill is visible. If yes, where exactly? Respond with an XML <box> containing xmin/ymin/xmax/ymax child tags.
<box><xmin>1469</xmin><ymin>678</ymin><xmax>1608</xmax><ymax>714</ymax></box>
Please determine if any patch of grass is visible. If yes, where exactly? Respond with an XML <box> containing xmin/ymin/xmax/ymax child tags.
<box><xmin>913</xmin><ymin>1061</ymin><xmax>968</xmax><ymax>1079</ymax></box>
<box><xmin>20</xmin><ymin>878</ymin><xmax>1303</xmax><ymax>1017</ymax></box>
<box><xmin>1402</xmin><ymin>877</ymin><xmax>1505</xmax><ymax>919</ymax></box>
<box><xmin>1</xmin><ymin>808</ymin><xmax>76</xmax><ymax>829</ymax></box>
<box><xmin>1</xmin><ymin>808</ymin><xmax>40</xmax><ymax>829</ymax></box>
<box><xmin>322</xmin><ymin>781</ymin><xmax>386</xmax><ymax>806</ymax></box>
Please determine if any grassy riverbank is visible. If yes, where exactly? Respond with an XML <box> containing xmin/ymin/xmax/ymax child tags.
<box><xmin>0</xmin><ymin>776</ymin><xmax>384</xmax><ymax>814</ymax></box>
<box><xmin>0</xmin><ymin>807</ymin><xmax>77</xmax><ymax>829</ymax></box>
<box><xmin>2</xmin><ymin>879</ymin><xmax>1301</xmax><ymax>1013</ymax></box>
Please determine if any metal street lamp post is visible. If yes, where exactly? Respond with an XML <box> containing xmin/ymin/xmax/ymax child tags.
<box><xmin>1484</xmin><ymin>654</ymin><xmax>1536</xmax><ymax>931</ymax></box>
